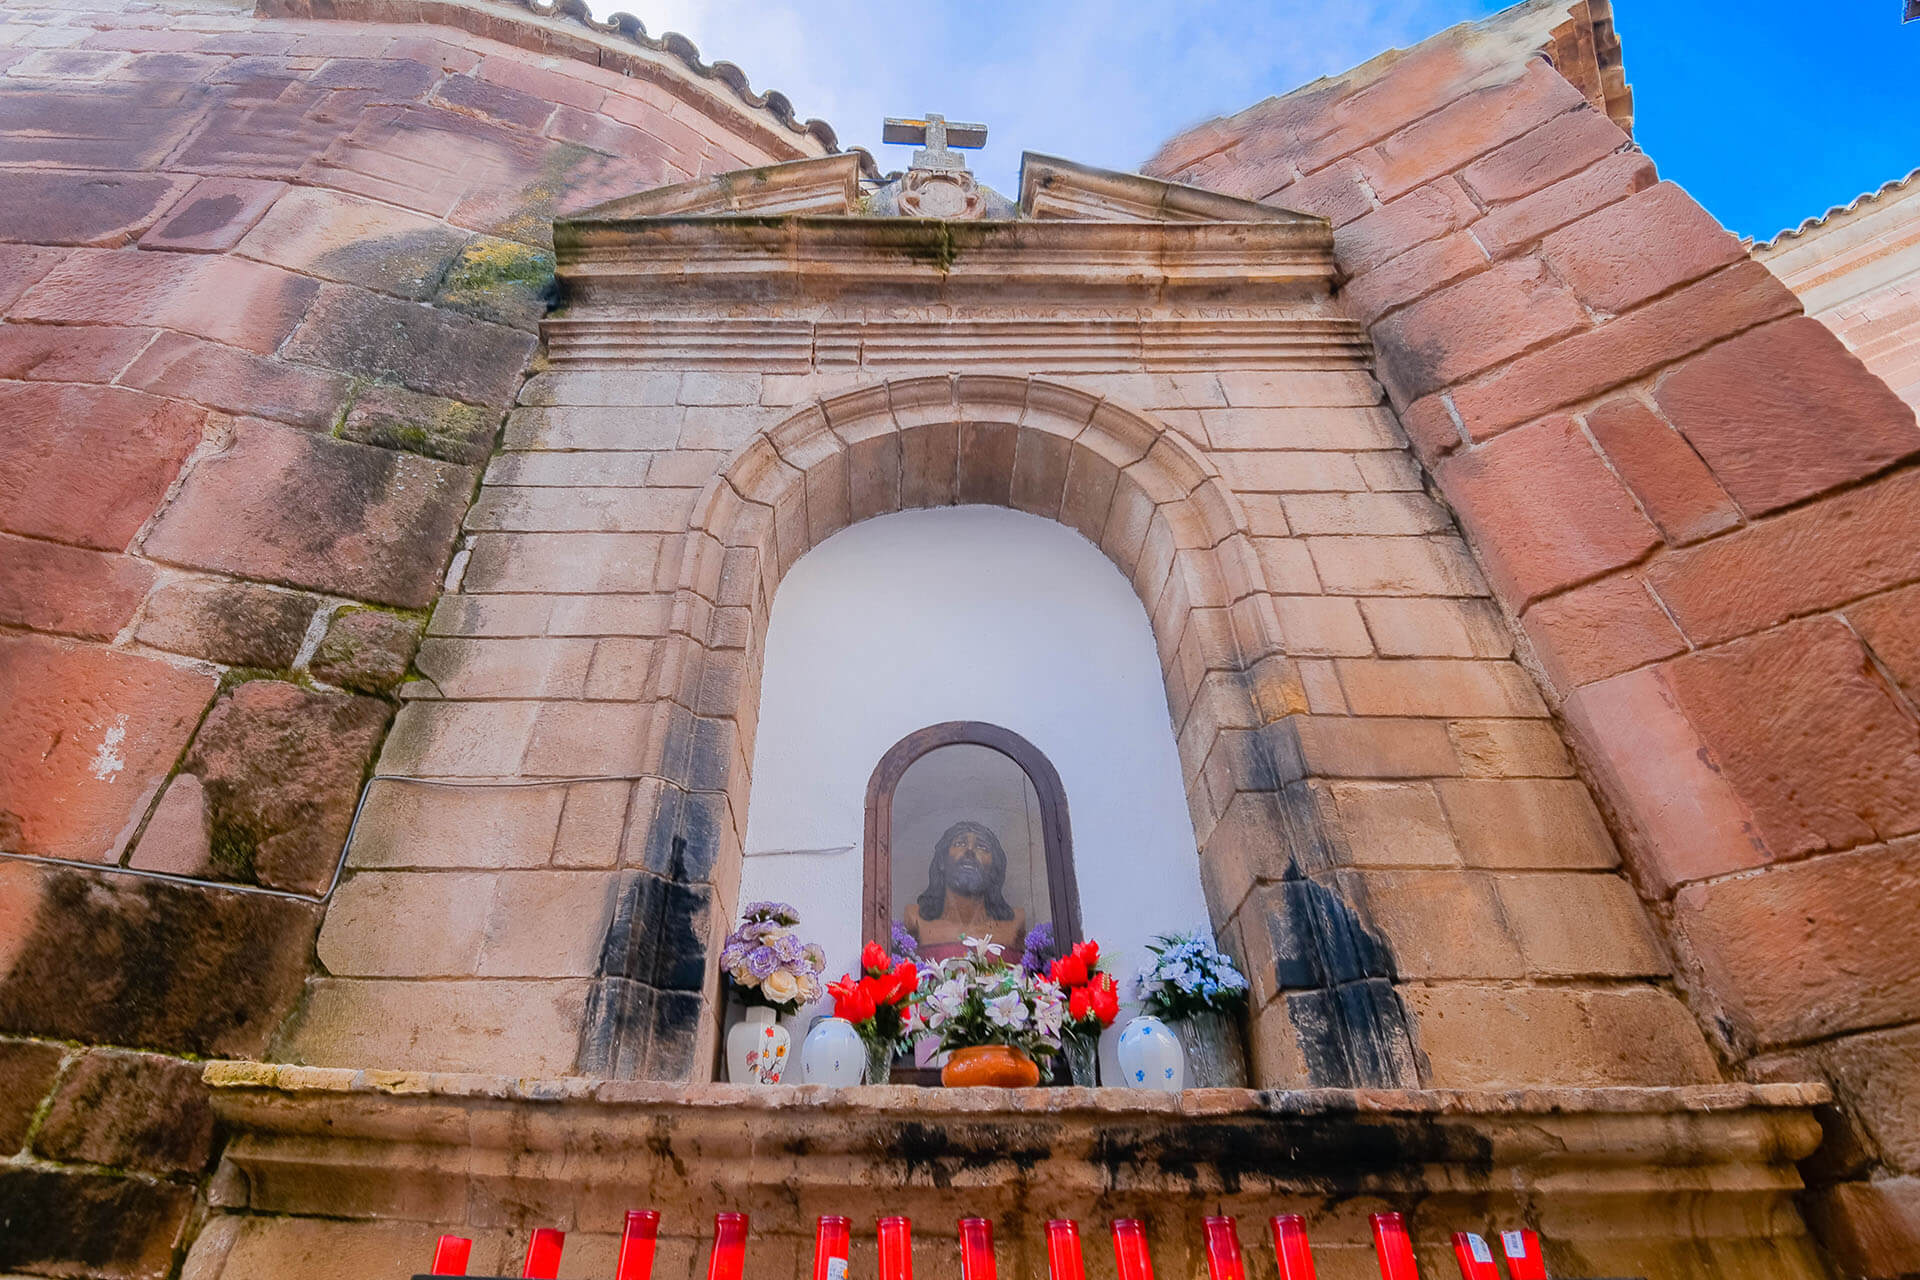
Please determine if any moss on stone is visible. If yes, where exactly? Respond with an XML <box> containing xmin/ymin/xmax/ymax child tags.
<box><xmin>433</xmin><ymin>236</ymin><xmax>557</xmax><ymax>330</ymax></box>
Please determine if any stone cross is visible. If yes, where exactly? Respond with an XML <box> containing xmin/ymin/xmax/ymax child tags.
<box><xmin>881</xmin><ymin>113</ymin><xmax>987</xmax><ymax>173</ymax></box>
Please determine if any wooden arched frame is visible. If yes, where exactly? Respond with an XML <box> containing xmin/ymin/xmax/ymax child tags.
<box><xmin>863</xmin><ymin>721</ymin><xmax>1082</xmax><ymax>953</ymax></box>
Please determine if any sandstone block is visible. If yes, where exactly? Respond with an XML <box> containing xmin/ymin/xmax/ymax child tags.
<box><xmin>1279</xmin><ymin>491</ymin><xmax>1447</xmax><ymax>536</ymax></box>
<box><xmin>1493</xmin><ymin>872</ymin><xmax>1666</xmax><ymax>977</ymax></box>
<box><xmin>15</xmin><ymin>246</ymin><xmax>318</xmax><ymax>354</ymax></box>
<box><xmin>413</xmin><ymin>636</ymin><xmax>595</xmax><ymax>700</ymax></box>
<box><xmin>308</xmin><ymin>607</ymin><xmax>419</xmax><ymax>693</ymax></box>
<box><xmin>346</xmin><ymin>778</ymin><xmax>563</xmax><ymax>870</ymax></box>
<box><xmin>1358</xmin><ymin>597</ymin><xmax>1511</xmax><ymax>658</ymax></box>
<box><xmin>432</xmin><ymin>235</ymin><xmax>555</xmax><ymax>330</ymax></box>
<box><xmin>318</xmin><ymin>870</ymin><xmax>492</xmax><ymax>977</ymax></box>
<box><xmin>284</xmin><ymin>285</ymin><xmax>537</xmax><ymax>407</ymax></box>
<box><xmin>1335</xmin><ymin>657</ymin><xmax>1547</xmax><ymax>719</ymax></box>
<box><xmin>120</xmin><ymin>331</ymin><xmax>353</xmax><ymax>429</ymax></box>
<box><xmin>1661</xmin><ymin>618</ymin><xmax>1920</xmax><ymax>861</ymax></box>
<box><xmin>143</xmin><ymin>420</ymin><xmax>475</xmax><ymax>609</ymax></box>
<box><xmin>1804</xmin><ymin>1178</ymin><xmax>1920</xmax><ymax>1280</ymax></box>
<box><xmin>342</xmin><ymin>382</ymin><xmax>501</xmax><ymax>465</ymax></box>
<box><xmin>0</xmin><ymin>1039</ymin><xmax>64</xmax><ymax>1152</ymax></box>
<box><xmin>1337</xmin><ymin>177</ymin><xmax>1478</xmax><ymax>276</ymax></box>
<box><xmin>525</xmin><ymin>702</ymin><xmax>654</xmax><ymax>777</ymax></box>
<box><xmin>1449</xmin><ymin>261</ymin><xmax>1798</xmax><ymax>441</ymax></box>
<box><xmin>1655</xmin><ymin>318</ymin><xmax>1920</xmax><ymax>515</ymax></box>
<box><xmin>1287</xmin><ymin>714</ymin><xmax>1461</xmax><ymax>779</ymax></box>
<box><xmin>135</xmin><ymin>577</ymin><xmax>318</xmax><ymax>669</ymax></box>
<box><xmin>1848</xmin><ymin>583</ymin><xmax>1920</xmax><ymax>702</ymax></box>
<box><xmin>0</xmin><ymin>634</ymin><xmax>216</xmax><ymax>861</ymax></box>
<box><xmin>0</xmin><ymin>169</ymin><xmax>189</xmax><ymax>247</ymax></box>
<box><xmin>1675</xmin><ymin>837</ymin><xmax>1920</xmax><ymax>1049</ymax></box>
<box><xmin>1214</xmin><ymin>371</ymin><xmax>1383</xmax><ymax>407</ymax></box>
<box><xmin>0</xmin><ymin>861</ymin><xmax>320</xmax><ymax>1056</ymax></box>
<box><xmin>1445</xmin><ymin>719</ymin><xmax>1573</xmax><ymax>778</ymax></box>
<box><xmin>182</xmin><ymin>679</ymin><xmax>390</xmax><ymax>892</ymax></box>
<box><xmin>0</xmin><ymin>244</ymin><xmax>64</xmax><ymax>310</ymax></box>
<box><xmin>0</xmin><ymin>382</ymin><xmax>203</xmax><ymax>550</ymax></box>
<box><xmin>1581</xmin><ymin>396</ymin><xmax>1740</xmax><ymax>545</ymax></box>
<box><xmin>1325</xmin><ymin>781</ymin><xmax>1460</xmax><ymax>867</ymax></box>
<box><xmin>1340</xmin><ymin>232</ymin><xmax>1488</xmax><ymax>328</ymax></box>
<box><xmin>379</xmin><ymin>699</ymin><xmax>539</xmax><ymax>778</ymax></box>
<box><xmin>1438</xmin><ymin>415</ymin><xmax>1660</xmax><ymax>606</ymax></box>
<box><xmin>1216</xmin><ymin>450</ymin><xmax>1367</xmax><ymax>493</ymax></box>
<box><xmin>0</xmin><ymin>533</ymin><xmax>152</xmax><ymax>640</ymax></box>
<box><xmin>137</xmin><ymin>176</ymin><xmax>285</xmax><ymax>252</ymax></box>
<box><xmin>34</xmin><ymin>1049</ymin><xmax>213</xmax><ymax>1174</ymax></box>
<box><xmin>237</xmin><ymin>186</ymin><xmax>469</xmax><ymax>298</ymax></box>
<box><xmin>1647</xmin><ymin>468</ymin><xmax>1920</xmax><ymax>645</ymax></box>
<box><xmin>1306</xmin><ymin>535</ymin><xmax>1484</xmax><ymax>596</ymax></box>
<box><xmin>1473</xmin><ymin>152</ymin><xmax>1658</xmax><ymax>259</ymax></box>
<box><xmin>285</xmin><ymin>976</ymin><xmax>589</xmax><ymax>1076</ymax></box>
<box><xmin>1521</xmin><ymin>573</ymin><xmax>1686</xmax><ymax>691</ymax></box>
<box><xmin>0</xmin><ymin>320</ymin><xmax>156</xmax><ymax>382</ymax></box>
<box><xmin>1201</xmin><ymin>406</ymin><xmax>1403</xmax><ymax>451</ymax></box>
<box><xmin>1405</xmin><ymin>983</ymin><xmax>1721</xmax><ymax>1086</ymax></box>
<box><xmin>1272</xmin><ymin>596</ymin><xmax>1372</xmax><ymax>656</ymax></box>
<box><xmin>478</xmin><ymin>870</ymin><xmax>619</xmax><ymax>977</ymax></box>
<box><xmin>126</xmin><ymin>774</ymin><xmax>213</xmax><ymax>877</ymax></box>
<box><xmin>1345</xmin><ymin>868</ymin><xmax>1523</xmax><ymax>979</ymax></box>
<box><xmin>1354</xmin><ymin>60</ymin><xmax>1587</xmax><ymax>200</ymax></box>
<box><xmin>1435</xmin><ymin>777</ymin><xmax>1618</xmax><ymax>871</ymax></box>
<box><xmin>1539</xmin><ymin>182</ymin><xmax>1745</xmax><ymax>314</ymax></box>
<box><xmin>1371</xmin><ymin>259</ymin><xmax>1590</xmax><ymax>405</ymax></box>
<box><xmin>0</xmin><ymin>1166</ymin><xmax>191</xmax><ymax>1280</ymax></box>
<box><xmin>1459</xmin><ymin>106</ymin><xmax>1631</xmax><ymax>204</ymax></box>
<box><xmin>1821</xmin><ymin>1023</ymin><xmax>1920</xmax><ymax>1174</ymax></box>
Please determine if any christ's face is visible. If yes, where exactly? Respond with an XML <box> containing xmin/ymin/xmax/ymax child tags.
<box><xmin>944</xmin><ymin>828</ymin><xmax>993</xmax><ymax>895</ymax></box>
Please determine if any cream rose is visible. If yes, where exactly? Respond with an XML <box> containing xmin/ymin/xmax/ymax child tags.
<box><xmin>762</xmin><ymin>969</ymin><xmax>800</xmax><ymax>1003</ymax></box>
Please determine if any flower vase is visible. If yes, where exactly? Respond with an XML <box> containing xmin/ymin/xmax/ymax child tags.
<box><xmin>1174</xmin><ymin>1009</ymin><xmax>1248</xmax><ymax>1088</ymax></box>
<box><xmin>863</xmin><ymin>1035</ymin><xmax>895</xmax><ymax>1085</ymax></box>
<box><xmin>941</xmin><ymin>1044</ymin><xmax>1041</xmax><ymax>1087</ymax></box>
<box><xmin>1116</xmin><ymin>1015</ymin><xmax>1184</xmax><ymax>1092</ymax></box>
<box><xmin>725</xmin><ymin>1006</ymin><xmax>790</xmax><ymax>1084</ymax></box>
<box><xmin>1063</xmin><ymin>1031</ymin><xmax>1098</xmax><ymax>1087</ymax></box>
<box><xmin>800</xmin><ymin>1017</ymin><xmax>864</xmax><ymax>1086</ymax></box>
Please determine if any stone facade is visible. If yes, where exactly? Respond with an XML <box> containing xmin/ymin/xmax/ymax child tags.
<box><xmin>1756</xmin><ymin>167</ymin><xmax>1920</xmax><ymax>411</ymax></box>
<box><xmin>0</xmin><ymin>0</ymin><xmax>1915</xmax><ymax>1277</ymax></box>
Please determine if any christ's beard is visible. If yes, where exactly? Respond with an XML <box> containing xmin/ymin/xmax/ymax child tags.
<box><xmin>947</xmin><ymin>858</ymin><xmax>988</xmax><ymax>895</ymax></box>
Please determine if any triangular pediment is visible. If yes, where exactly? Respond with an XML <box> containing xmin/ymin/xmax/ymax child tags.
<box><xmin>1015</xmin><ymin>153</ymin><xmax>1317</xmax><ymax>225</ymax></box>
<box><xmin>568</xmin><ymin>150</ymin><xmax>1320</xmax><ymax>227</ymax></box>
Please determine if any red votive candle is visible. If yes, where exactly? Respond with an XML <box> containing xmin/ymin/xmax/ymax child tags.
<box><xmin>521</xmin><ymin>1228</ymin><xmax>565</xmax><ymax>1280</ymax></box>
<box><xmin>1045</xmin><ymin>1220</ymin><xmax>1086</xmax><ymax>1280</ymax></box>
<box><xmin>1269</xmin><ymin>1216</ymin><xmax>1317</xmax><ymax>1280</ymax></box>
<box><xmin>616</xmin><ymin>1211</ymin><xmax>660</xmax><ymax>1280</ymax></box>
<box><xmin>1450</xmin><ymin>1233</ymin><xmax>1497</xmax><ymax>1280</ymax></box>
<box><xmin>707</xmin><ymin>1213</ymin><xmax>749</xmax><ymax>1280</ymax></box>
<box><xmin>1203</xmin><ymin>1217</ymin><xmax>1245</xmax><ymax>1280</ymax></box>
<box><xmin>958</xmin><ymin>1218</ymin><xmax>997</xmax><ymax>1280</ymax></box>
<box><xmin>878</xmin><ymin>1215</ymin><xmax>915</xmax><ymax>1280</ymax></box>
<box><xmin>813</xmin><ymin>1216</ymin><xmax>852</xmax><ymax>1280</ymax></box>
<box><xmin>1110</xmin><ymin>1219</ymin><xmax>1155</xmax><ymax>1280</ymax></box>
<box><xmin>430</xmin><ymin>1235</ymin><xmax>472</xmax><ymax>1277</ymax></box>
<box><xmin>1499</xmin><ymin>1230</ymin><xmax>1547</xmax><ymax>1280</ymax></box>
<box><xmin>1370</xmin><ymin>1214</ymin><xmax>1418</xmax><ymax>1280</ymax></box>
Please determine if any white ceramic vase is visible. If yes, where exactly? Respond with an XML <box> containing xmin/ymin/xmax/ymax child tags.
<box><xmin>726</xmin><ymin>1006</ymin><xmax>791</xmax><ymax>1084</ymax></box>
<box><xmin>800</xmin><ymin>1016</ymin><xmax>865</xmax><ymax>1086</ymax></box>
<box><xmin>1116</xmin><ymin>1014</ymin><xmax>1185</xmax><ymax>1092</ymax></box>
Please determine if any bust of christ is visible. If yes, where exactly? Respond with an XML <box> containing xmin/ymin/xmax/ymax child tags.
<box><xmin>901</xmin><ymin>820</ymin><xmax>1027</xmax><ymax>955</ymax></box>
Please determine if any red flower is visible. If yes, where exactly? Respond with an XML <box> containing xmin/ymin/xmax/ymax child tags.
<box><xmin>830</xmin><ymin>975</ymin><xmax>876</xmax><ymax>1024</ymax></box>
<box><xmin>1050</xmin><ymin>954</ymin><xmax>1090</xmax><ymax>988</ymax></box>
<box><xmin>862</xmin><ymin>941</ymin><xmax>891</xmax><ymax>976</ymax></box>
<box><xmin>887</xmin><ymin>961</ymin><xmax>919</xmax><ymax>1004</ymax></box>
<box><xmin>1071</xmin><ymin>940</ymin><xmax>1101</xmax><ymax>971</ymax></box>
<box><xmin>1068</xmin><ymin>985</ymin><xmax>1093</xmax><ymax>1024</ymax></box>
<box><xmin>1089</xmin><ymin>972</ymin><xmax>1120</xmax><ymax>1026</ymax></box>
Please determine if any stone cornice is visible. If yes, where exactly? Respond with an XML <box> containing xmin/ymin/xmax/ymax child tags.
<box><xmin>203</xmin><ymin>1062</ymin><xmax>1826</xmax><ymax>1227</ymax></box>
<box><xmin>552</xmin><ymin>217</ymin><xmax>1339</xmax><ymax>309</ymax></box>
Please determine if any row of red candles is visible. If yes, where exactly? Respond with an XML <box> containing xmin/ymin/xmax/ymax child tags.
<box><xmin>426</xmin><ymin>1212</ymin><xmax>1550</xmax><ymax>1280</ymax></box>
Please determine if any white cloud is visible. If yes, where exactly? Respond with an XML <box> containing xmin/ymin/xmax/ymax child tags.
<box><xmin>598</xmin><ymin>0</ymin><xmax>1496</xmax><ymax>193</ymax></box>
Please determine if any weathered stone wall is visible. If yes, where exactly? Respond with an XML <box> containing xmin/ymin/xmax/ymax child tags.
<box><xmin>1757</xmin><ymin>168</ymin><xmax>1920</xmax><ymax>412</ymax></box>
<box><xmin>0</xmin><ymin>0</ymin><xmax>824</xmax><ymax>1271</ymax></box>
<box><xmin>1142</xmin><ymin>5</ymin><xmax>1920</xmax><ymax>1275</ymax></box>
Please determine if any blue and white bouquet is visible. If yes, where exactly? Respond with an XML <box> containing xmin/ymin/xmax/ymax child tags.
<box><xmin>1133</xmin><ymin>931</ymin><xmax>1249</xmax><ymax>1020</ymax></box>
<box><xmin>720</xmin><ymin>901</ymin><xmax>826</xmax><ymax>1016</ymax></box>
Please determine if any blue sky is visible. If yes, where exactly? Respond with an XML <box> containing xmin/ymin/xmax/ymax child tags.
<box><xmin>612</xmin><ymin>1</ymin><xmax>1918</xmax><ymax>242</ymax></box>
